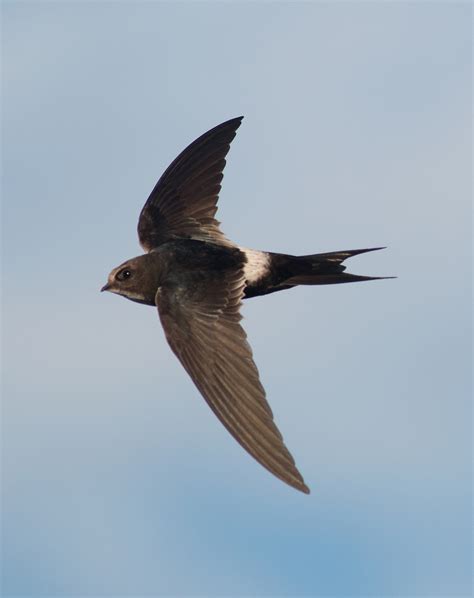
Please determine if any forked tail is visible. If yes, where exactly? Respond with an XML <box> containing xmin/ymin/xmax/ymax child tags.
<box><xmin>285</xmin><ymin>247</ymin><xmax>393</xmax><ymax>286</ymax></box>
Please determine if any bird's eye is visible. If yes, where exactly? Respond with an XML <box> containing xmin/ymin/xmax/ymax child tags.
<box><xmin>116</xmin><ymin>268</ymin><xmax>132</xmax><ymax>281</ymax></box>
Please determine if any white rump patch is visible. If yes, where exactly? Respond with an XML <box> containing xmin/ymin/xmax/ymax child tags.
<box><xmin>239</xmin><ymin>247</ymin><xmax>271</xmax><ymax>283</ymax></box>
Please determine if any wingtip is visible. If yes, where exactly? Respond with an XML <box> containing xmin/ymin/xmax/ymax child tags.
<box><xmin>216</xmin><ymin>116</ymin><xmax>244</xmax><ymax>134</ymax></box>
<box><xmin>225</xmin><ymin>115</ymin><xmax>244</xmax><ymax>125</ymax></box>
<box><xmin>280</xmin><ymin>477</ymin><xmax>310</xmax><ymax>494</ymax></box>
<box><xmin>288</xmin><ymin>474</ymin><xmax>311</xmax><ymax>494</ymax></box>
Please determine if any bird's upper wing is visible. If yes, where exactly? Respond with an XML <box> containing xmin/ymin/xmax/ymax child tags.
<box><xmin>138</xmin><ymin>117</ymin><xmax>243</xmax><ymax>252</ymax></box>
<box><xmin>155</xmin><ymin>265</ymin><xmax>310</xmax><ymax>494</ymax></box>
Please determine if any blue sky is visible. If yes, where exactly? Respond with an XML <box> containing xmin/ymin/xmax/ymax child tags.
<box><xmin>2</xmin><ymin>1</ymin><xmax>472</xmax><ymax>596</ymax></box>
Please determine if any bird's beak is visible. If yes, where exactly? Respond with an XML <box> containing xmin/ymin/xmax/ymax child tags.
<box><xmin>101</xmin><ymin>283</ymin><xmax>111</xmax><ymax>292</ymax></box>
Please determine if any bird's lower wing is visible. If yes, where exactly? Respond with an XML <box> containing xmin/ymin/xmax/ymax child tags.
<box><xmin>155</xmin><ymin>267</ymin><xmax>309</xmax><ymax>494</ymax></box>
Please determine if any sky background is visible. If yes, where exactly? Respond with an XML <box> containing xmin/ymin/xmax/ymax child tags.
<box><xmin>2</xmin><ymin>1</ymin><xmax>472</xmax><ymax>596</ymax></box>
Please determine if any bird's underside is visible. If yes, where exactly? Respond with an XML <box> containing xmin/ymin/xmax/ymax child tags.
<box><xmin>103</xmin><ymin>116</ymin><xmax>392</xmax><ymax>494</ymax></box>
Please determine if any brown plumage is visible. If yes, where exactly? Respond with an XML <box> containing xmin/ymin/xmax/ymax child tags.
<box><xmin>102</xmin><ymin>117</ymin><xmax>392</xmax><ymax>494</ymax></box>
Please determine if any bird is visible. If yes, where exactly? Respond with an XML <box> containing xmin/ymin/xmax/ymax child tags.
<box><xmin>102</xmin><ymin>116</ymin><xmax>391</xmax><ymax>494</ymax></box>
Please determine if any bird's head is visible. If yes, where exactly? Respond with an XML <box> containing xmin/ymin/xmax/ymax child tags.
<box><xmin>101</xmin><ymin>254</ymin><xmax>159</xmax><ymax>306</ymax></box>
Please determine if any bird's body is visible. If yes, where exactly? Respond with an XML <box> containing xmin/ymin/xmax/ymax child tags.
<box><xmin>102</xmin><ymin>116</ymin><xmax>391</xmax><ymax>494</ymax></box>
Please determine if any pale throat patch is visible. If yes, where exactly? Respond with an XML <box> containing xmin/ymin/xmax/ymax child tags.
<box><xmin>110</xmin><ymin>287</ymin><xmax>145</xmax><ymax>302</ymax></box>
<box><xmin>239</xmin><ymin>247</ymin><xmax>271</xmax><ymax>283</ymax></box>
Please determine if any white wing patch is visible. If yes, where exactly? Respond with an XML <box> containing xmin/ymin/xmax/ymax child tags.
<box><xmin>239</xmin><ymin>247</ymin><xmax>271</xmax><ymax>284</ymax></box>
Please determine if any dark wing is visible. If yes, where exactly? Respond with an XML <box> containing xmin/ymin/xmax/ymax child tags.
<box><xmin>156</xmin><ymin>266</ymin><xmax>310</xmax><ymax>494</ymax></box>
<box><xmin>138</xmin><ymin>117</ymin><xmax>243</xmax><ymax>252</ymax></box>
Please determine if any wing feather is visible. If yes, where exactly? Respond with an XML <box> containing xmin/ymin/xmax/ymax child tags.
<box><xmin>138</xmin><ymin>118</ymin><xmax>243</xmax><ymax>251</ymax></box>
<box><xmin>156</xmin><ymin>267</ymin><xmax>310</xmax><ymax>494</ymax></box>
